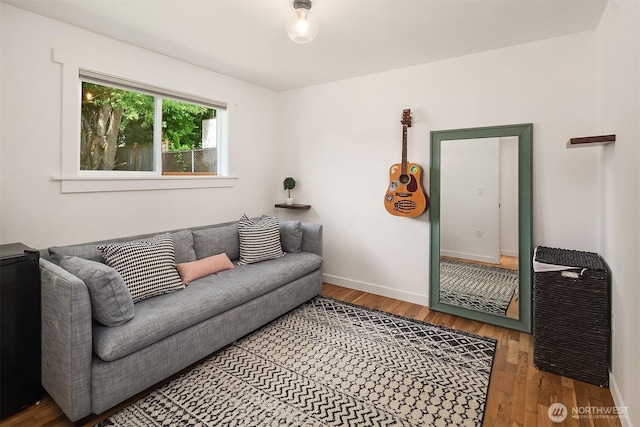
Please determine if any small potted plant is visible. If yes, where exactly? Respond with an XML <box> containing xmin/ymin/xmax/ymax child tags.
<box><xmin>283</xmin><ymin>177</ymin><xmax>296</xmax><ymax>205</ymax></box>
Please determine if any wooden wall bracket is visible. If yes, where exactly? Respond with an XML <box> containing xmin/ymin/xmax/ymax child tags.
<box><xmin>567</xmin><ymin>134</ymin><xmax>616</xmax><ymax>148</ymax></box>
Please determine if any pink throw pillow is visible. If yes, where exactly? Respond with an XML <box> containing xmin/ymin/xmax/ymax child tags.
<box><xmin>176</xmin><ymin>253</ymin><xmax>234</xmax><ymax>284</ymax></box>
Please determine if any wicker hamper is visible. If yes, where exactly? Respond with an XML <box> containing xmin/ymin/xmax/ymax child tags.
<box><xmin>533</xmin><ymin>246</ymin><xmax>610</xmax><ymax>387</ymax></box>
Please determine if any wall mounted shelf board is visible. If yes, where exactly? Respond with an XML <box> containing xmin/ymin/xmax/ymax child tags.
<box><xmin>567</xmin><ymin>134</ymin><xmax>616</xmax><ymax>148</ymax></box>
<box><xmin>274</xmin><ymin>203</ymin><xmax>311</xmax><ymax>210</ymax></box>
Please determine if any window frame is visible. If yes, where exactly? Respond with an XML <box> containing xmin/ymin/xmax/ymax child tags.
<box><xmin>53</xmin><ymin>48</ymin><xmax>236</xmax><ymax>193</ymax></box>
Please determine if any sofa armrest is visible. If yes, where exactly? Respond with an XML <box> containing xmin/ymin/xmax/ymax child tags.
<box><xmin>40</xmin><ymin>258</ymin><xmax>93</xmax><ymax>422</ymax></box>
<box><xmin>301</xmin><ymin>222</ymin><xmax>323</xmax><ymax>257</ymax></box>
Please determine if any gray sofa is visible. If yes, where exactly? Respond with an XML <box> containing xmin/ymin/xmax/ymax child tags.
<box><xmin>39</xmin><ymin>218</ymin><xmax>323</xmax><ymax>422</ymax></box>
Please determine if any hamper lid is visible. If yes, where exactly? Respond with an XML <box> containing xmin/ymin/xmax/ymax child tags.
<box><xmin>533</xmin><ymin>246</ymin><xmax>606</xmax><ymax>272</ymax></box>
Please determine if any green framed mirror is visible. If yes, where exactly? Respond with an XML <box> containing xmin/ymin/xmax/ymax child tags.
<box><xmin>429</xmin><ymin>123</ymin><xmax>533</xmax><ymax>333</ymax></box>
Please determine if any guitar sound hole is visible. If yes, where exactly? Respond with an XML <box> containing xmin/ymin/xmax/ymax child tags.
<box><xmin>399</xmin><ymin>174</ymin><xmax>418</xmax><ymax>192</ymax></box>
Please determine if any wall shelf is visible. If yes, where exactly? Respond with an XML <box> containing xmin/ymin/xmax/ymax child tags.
<box><xmin>274</xmin><ymin>203</ymin><xmax>311</xmax><ymax>210</ymax></box>
<box><xmin>567</xmin><ymin>134</ymin><xmax>616</xmax><ymax>148</ymax></box>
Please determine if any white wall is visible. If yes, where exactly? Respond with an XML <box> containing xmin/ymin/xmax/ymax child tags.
<box><xmin>0</xmin><ymin>5</ymin><xmax>279</xmax><ymax>248</ymax></box>
<box><xmin>596</xmin><ymin>1</ymin><xmax>640</xmax><ymax>425</ymax></box>
<box><xmin>278</xmin><ymin>31</ymin><xmax>600</xmax><ymax>305</ymax></box>
<box><xmin>441</xmin><ymin>137</ymin><xmax>500</xmax><ymax>264</ymax></box>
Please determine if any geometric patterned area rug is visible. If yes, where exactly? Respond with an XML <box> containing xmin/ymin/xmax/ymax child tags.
<box><xmin>440</xmin><ymin>258</ymin><xmax>518</xmax><ymax>316</ymax></box>
<box><xmin>97</xmin><ymin>297</ymin><xmax>496</xmax><ymax>427</ymax></box>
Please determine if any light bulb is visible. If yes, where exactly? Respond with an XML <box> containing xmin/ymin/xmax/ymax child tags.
<box><xmin>285</xmin><ymin>2</ymin><xmax>318</xmax><ymax>44</ymax></box>
<box><xmin>296</xmin><ymin>15</ymin><xmax>309</xmax><ymax>34</ymax></box>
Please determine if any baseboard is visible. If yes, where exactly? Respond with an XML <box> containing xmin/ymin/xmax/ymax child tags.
<box><xmin>609</xmin><ymin>371</ymin><xmax>633</xmax><ymax>427</ymax></box>
<box><xmin>440</xmin><ymin>250</ymin><xmax>499</xmax><ymax>264</ymax></box>
<box><xmin>323</xmin><ymin>274</ymin><xmax>429</xmax><ymax>307</ymax></box>
<box><xmin>500</xmin><ymin>249</ymin><xmax>518</xmax><ymax>257</ymax></box>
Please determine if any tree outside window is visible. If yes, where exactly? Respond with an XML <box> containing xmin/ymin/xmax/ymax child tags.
<box><xmin>80</xmin><ymin>82</ymin><xmax>218</xmax><ymax>174</ymax></box>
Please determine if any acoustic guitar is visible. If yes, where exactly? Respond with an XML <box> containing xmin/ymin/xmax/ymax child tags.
<box><xmin>384</xmin><ymin>109</ymin><xmax>428</xmax><ymax>217</ymax></box>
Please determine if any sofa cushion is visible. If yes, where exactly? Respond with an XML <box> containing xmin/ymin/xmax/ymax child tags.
<box><xmin>171</xmin><ymin>230</ymin><xmax>197</xmax><ymax>264</ymax></box>
<box><xmin>237</xmin><ymin>215</ymin><xmax>285</xmax><ymax>265</ymax></box>
<box><xmin>176</xmin><ymin>253</ymin><xmax>234</xmax><ymax>284</ymax></box>
<box><xmin>98</xmin><ymin>234</ymin><xmax>184</xmax><ymax>303</ymax></box>
<box><xmin>280</xmin><ymin>220</ymin><xmax>303</xmax><ymax>253</ymax></box>
<box><xmin>92</xmin><ymin>252</ymin><xmax>323</xmax><ymax>361</ymax></box>
<box><xmin>192</xmin><ymin>224</ymin><xmax>239</xmax><ymax>261</ymax></box>
<box><xmin>48</xmin><ymin>230</ymin><xmax>196</xmax><ymax>265</ymax></box>
<box><xmin>59</xmin><ymin>256</ymin><xmax>134</xmax><ymax>327</ymax></box>
<box><xmin>49</xmin><ymin>244</ymin><xmax>103</xmax><ymax>263</ymax></box>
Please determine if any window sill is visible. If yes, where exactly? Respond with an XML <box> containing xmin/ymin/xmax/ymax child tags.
<box><xmin>52</xmin><ymin>175</ymin><xmax>237</xmax><ymax>193</ymax></box>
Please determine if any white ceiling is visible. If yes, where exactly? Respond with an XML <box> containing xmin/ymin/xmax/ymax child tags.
<box><xmin>3</xmin><ymin>0</ymin><xmax>608</xmax><ymax>91</ymax></box>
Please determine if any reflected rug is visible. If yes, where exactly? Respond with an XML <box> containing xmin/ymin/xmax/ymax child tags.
<box><xmin>97</xmin><ymin>297</ymin><xmax>496</xmax><ymax>426</ymax></box>
<box><xmin>440</xmin><ymin>258</ymin><xmax>518</xmax><ymax>315</ymax></box>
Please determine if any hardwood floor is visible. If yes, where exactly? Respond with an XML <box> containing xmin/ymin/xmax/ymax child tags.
<box><xmin>0</xmin><ymin>284</ymin><xmax>622</xmax><ymax>427</ymax></box>
<box><xmin>322</xmin><ymin>284</ymin><xmax>621</xmax><ymax>427</ymax></box>
<box><xmin>441</xmin><ymin>255</ymin><xmax>519</xmax><ymax>271</ymax></box>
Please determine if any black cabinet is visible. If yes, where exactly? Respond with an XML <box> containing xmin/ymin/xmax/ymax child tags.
<box><xmin>1</xmin><ymin>243</ymin><xmax>44</xmax><ymax>420</ymax></box>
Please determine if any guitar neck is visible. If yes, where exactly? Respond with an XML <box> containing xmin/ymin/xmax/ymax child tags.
<box><xmin>401</xmin><ymin>125</ymin><xmax>408</xmax><ymax>174</ymax></box>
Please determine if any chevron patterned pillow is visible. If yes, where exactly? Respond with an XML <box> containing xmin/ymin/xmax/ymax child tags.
<box><xmin>98</xmin><ymin>233</ymin><xmax>185</xmax><ymax>303</ymax></box>
<box><xmin>237</xmin><ymin>215</ymin><xmax>285</xmax><ymax>265</ymax></box>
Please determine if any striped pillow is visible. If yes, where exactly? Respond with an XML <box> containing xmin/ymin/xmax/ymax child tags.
<box><xmin>98</xmin><ymin>233</ymin><xmax>185</xmax><ymax>303</ymax></box>
<box><xmin>237</xmin><ymin>215</ymin><xmax>285</xmax><ymax>265</ymax></box>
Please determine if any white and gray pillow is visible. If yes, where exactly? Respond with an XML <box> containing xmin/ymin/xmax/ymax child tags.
<box><xmin>98</xmin><ymin>233</ymin><xmax>184</xmax><ymax>303</ymax></box>
<box><xmin>60</xmin><ymin>256</ymin><xmax>134</xmax><ymax>326</ymax></box>
<box><xmin>237</xmin><ymin>215</ymin><xmax>285</xmax><ymax>265</ymax></box>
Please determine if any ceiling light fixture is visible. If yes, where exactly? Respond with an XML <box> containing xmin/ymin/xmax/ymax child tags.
<box><xmin>285</xmin><ymin>0</ymin><xmax>319</xmax><ymax>44</ymax></box>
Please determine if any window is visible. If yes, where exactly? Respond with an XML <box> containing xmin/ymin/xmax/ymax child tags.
<box><xmin>80</xmin><ymin>77</ymin><xmax>226</xmax><ymax>176</ymax></box>
<box><xmin>52</xmin><ymin>49</ymin><xmax>235</xmax><ymax>193</ymax></box>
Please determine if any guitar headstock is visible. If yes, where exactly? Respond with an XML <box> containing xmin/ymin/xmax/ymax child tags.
<box><xmin>401</xmin><ymin>109</ymin><xmax>412</xmax><ymax>127</ymax></box>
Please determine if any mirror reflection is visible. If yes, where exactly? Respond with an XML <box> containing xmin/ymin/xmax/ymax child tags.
<box><xmin>439</xmin><ymin>136</ymin><xmax>519</xmax><ymax>319</ymax></box>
